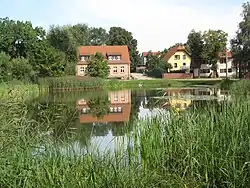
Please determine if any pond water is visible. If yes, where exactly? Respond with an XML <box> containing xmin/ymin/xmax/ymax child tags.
<box><xmin>33</xmin><ymin>87</ymin><xmax>230</xmax><ymax>154</ymax></box>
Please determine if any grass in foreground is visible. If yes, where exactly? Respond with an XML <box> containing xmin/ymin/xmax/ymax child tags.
<box><xmin>1</xmin><ymin>84</ymin><xmax>250</xmax><ymax>187</ymax></box>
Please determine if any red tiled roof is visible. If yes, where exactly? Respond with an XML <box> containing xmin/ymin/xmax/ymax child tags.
<box><xmin>219</xmin><ymin>51</ymin><xmax>233</xmax><ymax>58</ymax></box>
<box><xmin>142</xmin><ymin>51</ymin><xmax>160</xmax><ymax>57</ymax></box>
<box><xmin>78</xmin><ymin>45</ymin><xmax>130</xmax><ymax>64</ymax></box>
<box><xmin>163</xmin><ymin>45</ymin><xmax>189</xmax><ymax>62</ymax></box>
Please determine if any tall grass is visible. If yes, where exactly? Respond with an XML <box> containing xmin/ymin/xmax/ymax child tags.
<box><xmin>1</xmin><ymin>90</ymin><xmax>250</xmax><ymax>187</ymax></box>
<box><xmin>230</xmin><ymin>79</ymin><xmax>250</xmax><ymax>94</ymax></box>
<box><xmin>38</xmin><ymin>76</ymin><xmax>105</xmax><ymax>91</ymax></box>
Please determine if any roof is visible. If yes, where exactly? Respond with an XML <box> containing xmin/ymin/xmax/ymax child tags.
<box><xmin>218</xmin><ymin>51</ymin><xmax>233</xmax><ymax>58</ymax></box>
<box><xmin>78</xmin><ymin>45</ymin><xmax>130</xmax><ymax>64</ymax></box>
<box><xmin>163</xmin><ymin>45</ymin><xmax>190</xmax><ymax>62</ymax></box>
<box><xmin>142</xmin><ymin>51</ymin><xmax>160</xmax><ymax>57</ymax></box>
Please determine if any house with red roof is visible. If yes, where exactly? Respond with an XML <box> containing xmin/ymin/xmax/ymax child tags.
<box><xmin>76</xmin><ymin>45</ymin><xmax>131</xmax><ymax>79</ymax></box>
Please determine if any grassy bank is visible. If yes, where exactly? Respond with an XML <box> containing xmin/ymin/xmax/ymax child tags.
<box><xmin>1</xmin><ymin>82</ymin><xmax>250</xmax><ymax>187</ymax></box>
<box><xmin>0</xmin><ymin>82</ymin><xmax>39</xmax><ymax>101</ymax></box>
<box><xmin>38</xmin><ymin>76</ymin><xmax>225</xmax><ymax>91</ymax></box>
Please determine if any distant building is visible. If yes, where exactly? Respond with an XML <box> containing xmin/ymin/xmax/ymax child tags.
<box><xmin>76</xmin><ymin>90</ymin><xmax>131</xmax><ymax>123</ymax></box>
<box><xmin>140</xmin><ymin>51</ymin><xmax>161</xmax><ymax>65</ymax></box>
<box><xmin>76</xmin><ymin>45</ymin><xmax>131</xmax><ymax>79</ymax></box>
<box><xmin>193</xmin><ymin>51</ymin><xmax>237</xmax><ymax>78</ymax></box>
<box><xmin>163</xmin><ymin>45</ymin><xmax>191</xmax><ymax>72</ymax></box>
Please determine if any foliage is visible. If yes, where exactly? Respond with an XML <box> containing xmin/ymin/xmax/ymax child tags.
<box><xmin>86</xmin><ymin>52</ymin><xmax>109</xmax><ymax>78</ymax></box>
<box><xmin>107</xmin><ymin>27</ymin><xmax>140</xmax><ymax>72</ymax></box>
<box><xmin>38</xmin><ymin>76</ymin><xmax>105</xmax><ymax>91</ymax></box>
<box><xmin>87</xmin><ymin>94</ymin><xmax>110</xmax><ymax>119</ymax></box>
<box><xmin>231</xmin><ymin>2</ymin><xmax>250</xmax><ymax>77</ymax></box>
<box><xmin>146</xmin><ymin>68</ymin><xmax>165</xmax><ymax>78</ymax></box>
<box><xmin>230</xmin><ymin>80</ymin><xmax>250</xmax><ymax>94</ymax></box>
<box><xmin>0</xmin><ymin>52</ymin><xmax>37</xmax><ymax>82</ymax></box>
<box><xmin>187</xmin><ymin>30</ymin><xmax>204</xmax><ymax>72</ymax></box>
<box><xmin>201</xmin><ymin>30</ymin><xmax>228</xmax><ymax>65</ymax></box>
<box><xmin>1</xmin><ymin>89</ymin><xmax>250</xmax><ymax>187</ymax></box>
<box><xmin>0</xmin><ymin>52</ymin><xmax>12</xmax><ymax>81</ymax></box>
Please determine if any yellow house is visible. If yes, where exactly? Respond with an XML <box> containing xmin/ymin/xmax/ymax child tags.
<box><xmin>163</xmin><ymin>45</ymin><xmax>191</xmax><ymax>71</ymax></box>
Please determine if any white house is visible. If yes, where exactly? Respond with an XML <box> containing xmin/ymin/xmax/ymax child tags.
<box><xmin>193</xmin><ymin>51</ymin><xmax>237</xmax><ymax>78</ymax></box>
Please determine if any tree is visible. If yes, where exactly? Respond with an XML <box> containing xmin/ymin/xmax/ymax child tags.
<box><xmin>47</xmin><ymin>25</ymin><xmax>80</xmax><ymax>62</ymax></box>
<box><xmin>87</xmin><ymin>95</ymin><xmax>110</xmax><ymax>119</ymax></box>
<box><xmin>0</xmin><ymin>17</ymin><xmax>46</xmax><ymax>59</ymax></box>
<box><xmin>187</xmin><ymin>30</ymin><xmax>204</xmax><ymax>77</ymax></box>
<box><xmin>231</xmin><ymin>2</ymin><xmax>250</xmax><ymax>78</ymax></box>
<box><xmin>29</xmin><ymin>40</ymin><xmax>67</xmax><ymax>77</ymax></box>
<box><xmin>107</xmin><ymin>27</ymin><xmax>140</xmax><ymax>72</ymax></box>
<box><xmin>89</xmin><ymin>27</ymin><xmax>108</xmax><ymax>45</ymax></box>
<box><xmin>202</xmin><ymin>30</ymin><xmax>228</xmax><ymax>77</ymax></box>
<box><xmin>86</xmin><ymin>52</ymin><xmax>109</xmax><ymax>78</ymax></box>
<box><xmin>0</xmin><ymin>52</ymin><xmax>12</xmax><ymax>81</ymax></box>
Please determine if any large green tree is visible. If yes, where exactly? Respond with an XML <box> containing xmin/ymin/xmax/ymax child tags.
<box><xmin>231</xmin><ymin>2</ymin><xmax>250</xmax><ymax>78</ymax></box>
<box><xmin>187</xmin><ymin>30</ymin><xmax>204</xmax><ymax>77</ymax></box>
<box><xmin>86</xmin><ymin>52</ymin><xmax>109</xmax><ymax>78</ymax></box>
<box><xmin>0</xmin><ymin>17</ymin><xmax>46</xmax><ymax>59</ymax></box>
<box><xmin>47</xmin><ymin>24</ymin><xmax>108</xmax><ymax>62</ymax></box>
<box><xmin>107</xmin><ymin>27</ymin><xmax>140</xmax><ymax>72</ymax></box>
<box><xmin>202</xmin><ymin>30</ymin><xmax>228</xmax><ymax>77</ymax></box>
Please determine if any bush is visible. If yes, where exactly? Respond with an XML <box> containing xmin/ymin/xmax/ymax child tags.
<box><xmin>146</xmin><ymin>68</ymin><xmax>165</xmax><ymax>78</ymax></box>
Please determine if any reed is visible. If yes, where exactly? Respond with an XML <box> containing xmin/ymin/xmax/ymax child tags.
<box><xmin>38</xmin><ymin>76</ymin><xmax>105</xmax><ymax>91</ymax></box>
<box><xmin>230</xmin><ymin>79</ymin><xmax>250</xmax><ymax>94</ymax></box>
<box><xmin>1</xmin><ymin>89</ymin><xmax>250</xmax><ymax>187</ymax></box>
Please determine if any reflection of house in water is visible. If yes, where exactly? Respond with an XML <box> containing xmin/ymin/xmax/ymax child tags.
<box><xmin>162</xmin><ymin>88</ymin><xmax>231</xmax><ymax>110</ymax></box>
<box><xmin>163</xmin><ymin>88</ymin><xmax>192</xmax><ymax>111</ymax></box>
<box><xmin>76</xmin><ymin>90</ymin><xmax>131</xmax><ymax>123</ymax></box>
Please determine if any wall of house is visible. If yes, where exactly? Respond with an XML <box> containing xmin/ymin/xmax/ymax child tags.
<box><xmin>76</xmin><ymin>64</ymin><xmax>130</xmax><ymax>79</ymax></box>
<box><xmin>162</xmin><ymin>73</ymin><xmax>193</xmax><ymax>79</ymax></box>
<box><xmin>193</xmin><ymin>59</ymin><xmax>237</xmax><ymax>78</ymax></box>
<box><xmin>168</xmin><ymin>51</ymin><xmax>191</xmax><ymax>71</ymax></box>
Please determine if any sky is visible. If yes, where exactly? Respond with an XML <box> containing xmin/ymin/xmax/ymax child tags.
<box><xmin>0</xmin><ymin>0</ymin><xmax>246</xmax><ymax>52</ymax></box>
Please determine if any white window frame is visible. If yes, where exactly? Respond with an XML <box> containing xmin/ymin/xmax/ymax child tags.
<box><xmin>120</xmin><ymin>66</ymin><xmax>125</xmax><ymax>73</ymax></box>
<box><xmin>113</xmin><ymin>67</ymin><xmax>118</xmax><ymax>73</ymax></box>
<box><xmin>80</xmin><ymin>67</ymin><xmax>85</xmax><ymax>73</ymax></box>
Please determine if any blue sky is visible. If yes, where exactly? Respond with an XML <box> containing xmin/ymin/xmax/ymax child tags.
<box><xmin>0</xmin><ymin>0</ymin><xmax>245</xmax><ymax>51</ymax></box>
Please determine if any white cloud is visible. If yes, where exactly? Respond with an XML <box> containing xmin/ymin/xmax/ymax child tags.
<box><xmin>57</xmin><ymin>0</ymin><xmax>243</xmax><ymax>52</ymax></box>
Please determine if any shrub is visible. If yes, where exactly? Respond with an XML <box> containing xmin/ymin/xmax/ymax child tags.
<box><xmin>146</xmin><ymin>68</ymin><xmax>165</xmax><ymax>78</ymax></box>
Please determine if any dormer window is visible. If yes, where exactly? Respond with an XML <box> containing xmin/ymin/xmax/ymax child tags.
<box><xmin>108</xmin><ymin>55</ymin><xmax>121</xmax><ymax>60</ymax></box>
<box><xmin>80</xmin><ymin>55</ymin><xmax>89</xmax><ymax>61</ymax></box>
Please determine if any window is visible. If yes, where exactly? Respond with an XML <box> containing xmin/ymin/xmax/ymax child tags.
<box><xmin>183</xmin><ymin>63</ymin><xmax>186</xmax><ymax>66</ymax></box>
<box><xmin>121</xmin><ymin>95</ymin><xmax>125</xmax><ymax>101</ymax></box>
<box><xmin>183</xmin><ymin>55</ymin><xmax>186</xmax><ymax>60</ymax></box>
<box><xmin>174</xmin><ymin>55</ymin><xmax>180</xmax><ymax>60</ymax></box>
<box><xmin>228</xmin><ymin>68</ymin><xmax>232</xmax><ymax>73</ymax></box>
<box><xmin>200</xmin><ymin>69</ymin><xmax>210</xmax><ymax>73</ymax></box>
<box><xmin>220</xmin><ymin>58</ymin><xmax>226</xmax><ymax>64</ymax></box>
<box><xmin>113</xmin><ymin>67</ymin><xmax>117</xmax><ymax>73</ymax></box>
<box><xmin>220</xmin><ymin>69</ymin><xmax>227</xmax><ymax>73</ymax></box>
<box><xmin>80</xmin><ymin>56</ymin><xmax>88</xmax><ymax>61</ymax></box>
<box><xmin>120</xmin><ymin>66</ymin><xmax>125</xmax><ymax>73</ymax></box>
<box><xmin>80</xmin><ymin>67</ymin><xmax>85</xmax><ymax>73</ymax></box>
<box><xmin>108</xmin><ymin>56</ymin><xmax>113</xmax><ymax>60</ymax></box>
<box><xmin>115</xmin><ymin>56</ymin><xmax>121</xmax><ymax>60</ymax></box>
<box><xmin>114</xmin><ymin>95</ymin><xmax>118</xmax><ymax>101</ymax></box>
<box><xmin>174</xmin><ymin>63</ymin><xmax>177</xmax><ymax>68</ymax></box>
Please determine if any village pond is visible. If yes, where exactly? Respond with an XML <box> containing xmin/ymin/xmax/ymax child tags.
<box><xmin>31</xmin><ymin>87</ymin><xmax>231</xmax><ymax>155</ymax></box>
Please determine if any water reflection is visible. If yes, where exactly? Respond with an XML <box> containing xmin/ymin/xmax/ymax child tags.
<box><xmin>77</xmin><ymin>90</ymin><xmax>131</xmax><ymax>123</ymax></box>
<box><xmin>34</xmin><ymin>87</ymin><xmax>231</xmax><ymax>154</ymax></box>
